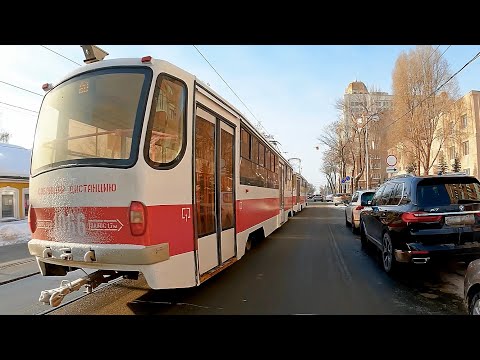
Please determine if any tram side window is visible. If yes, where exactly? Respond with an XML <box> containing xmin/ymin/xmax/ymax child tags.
<box><xmin>144</xmin><ymin>75</ymin><xmax>187</xmax><ymax>167</ymax></box>
<box><xmin>240</xmin><ymin>127</ymin><xmax>278</xmax><ymax>189</ymax></box>
<box><xmin>241</xmin><ymin>128</ymin><xmax>250</xmax><ymax>158</ymax></box>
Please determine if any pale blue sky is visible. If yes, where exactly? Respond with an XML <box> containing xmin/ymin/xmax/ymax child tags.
<box><xmin>0</xmin><ymin>45</ymin><xmax>479</xmax><ymax>189</ymax></box>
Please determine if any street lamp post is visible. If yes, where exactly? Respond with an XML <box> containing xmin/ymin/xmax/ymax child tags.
<box><xmin>357</xmin><ymin>113</ymin><xmax>379</xmax><ymax>190</ymax></box>
<box><xmin>356</xmin><ymin>117</ymin><xmax>369</xmax><ymax>190</ymax></box>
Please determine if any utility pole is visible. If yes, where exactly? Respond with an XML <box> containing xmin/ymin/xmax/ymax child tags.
<box><xmin>358</xmin><ymin>113</ymin><xmax>379</xmax><ymax>190</ymax></box>
<box><xmin>365</xmin><ymin>120</ymin><xmax>369</xmax><ymax>190</ymax></box>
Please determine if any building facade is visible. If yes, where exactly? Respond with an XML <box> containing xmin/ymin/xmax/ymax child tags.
<box><xmin>432</xmin><ymin>90</ymin><xmax>480</xmax><ymax>177</ymax></box>
<box><xmin>0</xmin><ymin>143</ymin><xmax>31</xmax><ymax>220</ymax></box>
<box><xmin>343</xmin><ymin>81</ymin><xmax>393</xmax><ymax>192</ymax></box>
<box><xmin>388</xmin><ymin>90</ymin><xmax>480</xmax><ymax>179</ymax></box>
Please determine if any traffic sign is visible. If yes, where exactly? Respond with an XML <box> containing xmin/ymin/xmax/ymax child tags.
<box><xmin>386</xmin><ymin>155</ymin><xmax>397</xmax><ymax>166</ymax></box>
<box><xmin>386</xmin><ymin>166</ymin><xmax>398</xmax><ymax>173</ymax></box>
<box><xmin>345</xmin><ymin>176</ymin><xmax>350</xmax><ymax>181</ymax></box>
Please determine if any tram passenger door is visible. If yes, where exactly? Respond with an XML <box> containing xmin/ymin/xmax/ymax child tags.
<box><xmin>279</xmin><ymin>162</ymin><xmax>286</xmax><ymax>224</ymax></box>
<box><xmin>195</xmin><ymin>107</ymin><xmax>236</xmax><ymax>277</ymax></box>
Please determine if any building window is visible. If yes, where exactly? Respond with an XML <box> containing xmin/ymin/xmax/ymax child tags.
<box><xmin>449</xmin><ymin>122</ymin><xmax>455</xmax><ymax>133</ymax></box>
<box><xmin>23</xmin><ymin>191</ymin><xmax>29</xmax><ymax>218</ymax></box>
<box><xmin>461</xmin><ymin>114</ymin><xmax>468</xmax><ymax>128</ymax></box>
<box><xmin>462</xmin><ymin>141</ymin><xmax>469</xmax><ymax>156</ymax></box>
<box><xmin>449</xmin><ymin>146</ymin><xmax>456</xmax><ymax>159</ymax></box>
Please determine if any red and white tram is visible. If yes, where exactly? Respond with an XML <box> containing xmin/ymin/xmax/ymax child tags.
<box><xmin>27</xmin><ymin>46</ymin><xmax>309</xmax><ymax>306</ymax></box>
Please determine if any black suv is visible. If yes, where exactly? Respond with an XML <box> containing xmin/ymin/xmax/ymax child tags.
<box><xmin>359</xmin><ymin>174</ymin><xmax>480</xmax><ymax>274</ymax></box>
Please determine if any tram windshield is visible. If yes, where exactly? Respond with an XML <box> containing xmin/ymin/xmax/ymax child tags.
<box><xmin>31</xmin><ymin>67</ymin><xmax>152</xmax><ymax>175</ymax></box>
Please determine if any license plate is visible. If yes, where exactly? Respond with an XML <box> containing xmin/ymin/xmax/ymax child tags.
<box><xmin>445</xmin><ymin>214</ymin><xmax>475</xmax><ymax>226</ymax></box>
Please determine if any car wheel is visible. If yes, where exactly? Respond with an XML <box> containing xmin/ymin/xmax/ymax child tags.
<box><xmin>469</xmin><ymin>291</ymin><xmax>480</xmax><ymax>315</ymax></box>
<box><xmin>360</xmin><ymin>221</ymin><xmax>368</xmax><ymax>250</ymax></box>
<box><xmin>382</xmin><ymin>232</ymin><xmax>397</xmax><ymax>274</ymax></box>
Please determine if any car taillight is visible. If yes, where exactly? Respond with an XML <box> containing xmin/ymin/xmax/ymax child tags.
<box><xmin>355</xmin><ymin>206</ymin><xmax>364</xmax><ymax>211</ymax></box>
<box><xmin>401</xmin><ymin>211</ymin><xmax>442</xmax><ymax>223</ymax></box>
<box><xmin>28</xmin><ymin>205</ymin><xmax>37</xmax><ymax>233</ymax></box>
<box><xmin>130</xmin><ymin>201</ymin><xmax>147</xmax><ymax>236</ymax></box>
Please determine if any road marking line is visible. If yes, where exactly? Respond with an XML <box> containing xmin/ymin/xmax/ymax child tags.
<box><xmin>328</xmin><ymin>224</ymin><xmax>352</xmax><ymax>283</ymax></box>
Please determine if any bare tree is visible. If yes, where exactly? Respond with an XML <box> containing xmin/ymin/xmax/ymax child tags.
<box><xmin>307</xmin><ymin>183</ymin><xmax>316</xmax><ymax>195</ymax></box>
<box><xmin>321</xmin><ymin>148</ymin><xmax>339</xmax><ymax>194</ymax></box>
<box><xmin>317</xmin><ymin>120</ymin><xmax>353</xmax><ymax>192</ymax></box>
<box><xmin>335</xmin><ymin>91</ymin><xmax>389</xmax><ymax>191</ymax></box>
<box><xmin>0</xmin><ymin>131</ymin><xmax>10</xmax><ymax>143</ymax></box>
<box><xmin>391</xmin><ymin>45</ymin><xmax>460</xmax><ymax>175</ymax></box>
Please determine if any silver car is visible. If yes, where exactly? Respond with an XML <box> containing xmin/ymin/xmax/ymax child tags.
<box><xmin>344</xmin><ymin>190</ymin><xmax>376</xmax><ymax>234</ymax></box>
<box><xmin>464</xmin><ymin>258</ymin><xmax>480</xmax><ymax>315</ymax></box>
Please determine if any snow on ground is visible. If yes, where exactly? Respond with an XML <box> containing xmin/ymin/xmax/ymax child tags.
<box><xmin>0</xmin><ymin>220</ymin><xmax>31</xmax><ymax>246</ymax></box>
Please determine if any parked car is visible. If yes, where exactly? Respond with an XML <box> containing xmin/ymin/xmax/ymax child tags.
<box><xmin>333</xmin><ymin>193</ymin><xmax>350</xmax><ymax>206</ymax></box>
<box><xmin>345</xmin><ymin>189</ymin><xmax>376</xmax><ymax>234</ymax></box>
<box><xmin>359</xmin><ymin>174</ymin><xmax>480</xmax><ymax>274</ymax></box>
<box><xmin>464</xmin><ymin>258</ymin><xmax>480</xmax><ymax>315</ymax></box>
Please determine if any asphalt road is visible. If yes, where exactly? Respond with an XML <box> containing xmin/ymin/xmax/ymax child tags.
<box><xmin>46</xmin><ymin>203</ymin><xmax>467</xmax><ymax>315</ymax></box>
<box><xmin>0</xmin><ymin>242</ymin><xmax>31</xmax><ymax>263</ymax></box>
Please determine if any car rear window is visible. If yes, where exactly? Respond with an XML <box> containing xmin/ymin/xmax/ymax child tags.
<box><xmin>417</xmin><ymin>177</ymin><xmax>480</xmax><ymax>207</ymax></box>
<box><xmin>361</xmin><ymin>192</ymin><xmax>375</xmax><ymax>203</ymax></box>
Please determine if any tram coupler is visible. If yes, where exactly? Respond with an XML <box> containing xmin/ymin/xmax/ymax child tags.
<box><xmin>38</xmin><ymin>270</ymin><xmax>123</xmax><ymax>307</ymax></box>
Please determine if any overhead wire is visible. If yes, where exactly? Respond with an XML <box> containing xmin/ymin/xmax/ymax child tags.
<box><xmin>192</xmin><ymin>45</ymin><xmax>274</xmax><ymax>140</ymax></box>
<box><xmin>0</xmin><ymin>45</ymin><xmax>85</xmax><ymax>118</ymax></box>
<box><xmin>39</xmin><ymin>45</ymin><xmax>82</xmax><ymax>66</ymax></box>
<box><xmin>0</xmin><ymin>80</ymin><xmax>43</xmax><ymax>97</ymax></box>
<box><xmin>0</xmin><ymin>100</ymin><xmax>38</xmax><ymax>113</ymax></box>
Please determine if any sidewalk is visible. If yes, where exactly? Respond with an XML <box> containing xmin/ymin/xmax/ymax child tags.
<box><xmin>0</xmin><ymin>218</ymin><xmax>27</xmax><ymax>225</ymax></box>
<box><xmin>0</xmin><ymin>219</ymin><xmax>37</xmax><ymax>284</ymax></box>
